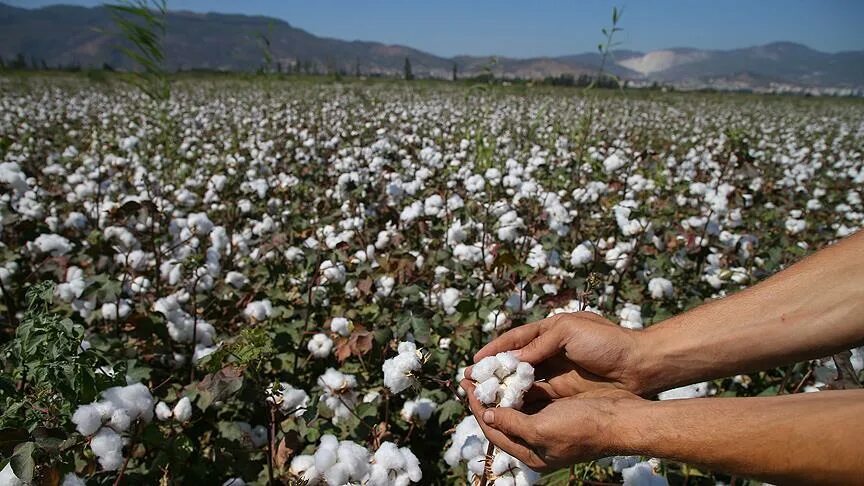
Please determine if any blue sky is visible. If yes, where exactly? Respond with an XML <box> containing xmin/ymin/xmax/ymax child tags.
<box><xmin>6</xmin><ymin>0</ymin><xmax>864</xmax><ymax>57</ymax></box>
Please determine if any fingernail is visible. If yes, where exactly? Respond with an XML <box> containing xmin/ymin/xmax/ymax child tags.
<box><xmin>483</xmin><ymin>409</ymin><xmax>494</xmax><ymax>424</ymax></box>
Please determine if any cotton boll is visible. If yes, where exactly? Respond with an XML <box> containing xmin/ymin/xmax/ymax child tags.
<box><xmin>618</xmin><ymin>303</ymin><xmax>643</xmax><ymax>330</ymax></box>
<box><xmin>108</xmin><ymin>408</ymin><xmax>132</xmax><ymax>432</ymax></box>
<box><xmin>648</xmin><ymin>277</ymin><xmax>673</xmax><ymax>300</ymax></box>
<box><xmin>290</xmin><ymin>455</ymin><xmax>319</xmax><ymax>484</ymax></box>
<box><xmin>621</xmin><ymin>462</ymin><xmax>669</xmax><ymax>486</ymax></box>
<box><xmin>382</xmin><ymin>341</ymin><xmax>423</xmax><ymax>394</ymax></box>
<box><xmin>314</xmin><ymin>434</ymin><xmax>340</xmax><ymax>472</ymax></box>
<box><xmin>329</xmin><ymin>316</ymin><xmax>353</xmax><ymax>336</ymax></box>
<box><xmin>173</xmin><ymin>397</ymin><xmax>192</xmax><ymax>422</ymax></box>
<box><xmin>470</xmin><ymin>356</ymin><xmax>500</xmax><ymax>382</ymax></box>
<box><xmin>61</xmin><ymin>473</ymin><xmax>86</xmax><ymax>486</ymax></box>
<box><xmin>267</xmin><ymin>383</ymin><xmax>310</xmax><ymax>416</ymax></box>
<box><xmin>495</xmin><ymin>352</ymin><xmax>520</xmax><ymax>378</ymax></box>
<box><xmin>72</xmin><ymin>403</ymin><xmax>104</xmax><ymax>435</ymax></box>
<box><xmin>155</xmin><ymin>401</ymin><xmax>173</xmax><ymax>421</ymax></box>
<box><xmin>243</xmin><ymin>299</ymin><xmax>272</xmax><ymax>322</ymax></box>
<box><xmin>307</xmin><ymin>333</ymin><xmax>333</xmax><ymax>358</ymax></box>
<box><xmin>474</xmin><ymin>377</ymin><xmax>502</xmax><ymax>404</ymax></box>
<box><xmin>400</xmin><ymin>397</ymin><xmax>437</xmax><ymax>423</ymax></box>
<box><xmin>90</xmin><ymin>428</ymin><xmax>124</xmax><ymax>470</ymax></box>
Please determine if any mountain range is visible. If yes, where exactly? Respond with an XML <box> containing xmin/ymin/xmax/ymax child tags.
<box><xmin>1</xmin><ymin>2</ymin><xmax>863</xmax><ymax>91</ymax></box>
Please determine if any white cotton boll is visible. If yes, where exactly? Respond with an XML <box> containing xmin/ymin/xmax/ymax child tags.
<box><xmin>336</xmin><ymin>441</ymin><xmax>371</xmax><ymax>477</ymax></box>
<box><xmin>329</xmin><ymin>317</ymin><xmax>353</xmax><ymax>336</ymax></box>
<box><xmin>90</xmin><ymin>428</ymin><xmax>124</xmax><ymax>470</ymax></box>
<box><xmin>470</xmin><ymin>356</ymin><xmax>500</xmax><ymax>382</ymax></box>
<box><xmin>492</xmin><ymin>451</ymin><xmax>517</xmax><ymax>475</ymax></box>
<box><xmin>243</xmin><ymin>299</ymin><xmax>272</xmax><ymax>322</ymax></box>
<box><xmin>314</xmin><ymin>435</ymin><xmax>340</xmax><ymax>472</ymax></box>
<box><xmin>268</xmin><ymin>384</ymin><xmax>310</xmax><ymax>416</ymax></box>
<box><xmin>375</xmin><ymin>275</ymin><xmax>395</xmax><ymax>297</ymax></box>
<box><xmin>383</xmin><ymin>341</ymin><xmax>423</xmax><ymax>394</ymax></box>
<box><xmin>618</xmin><ymin>303</ymin><xmax>643</xmax><ymax>330</ymax></box>
<box><xmin>30</xmin><ymin>233</ymin><xmax>73</xmax><ymax>256</ymax></box>
<box><xmin>0</xmin><ymin>463</ymin><xmax>22</xmax><ymax>486</ymax></box>
<box><xmin>657</xmin><ymin>382</ymin><xmax>710</xmax><ymax>400</ymax></box>
<box><xmin>648</xmin><ymin>277</ymin><xmax>673</xmax><ymax>300</ymax></box>
<box><xmin>108</xmin><ymin>408</ymin><xmax>132</xmax><ymax>432</ymax></box>
<box><xmin>61</xmin><ymin>473</ymin><xmax>86</xmax><ymax>486</ymax></box>
<box><xmin>323</xmin><ymin>463</ymin><xmax>351</xmax><ymax>486</ymax></box>
<box><xmin>495</xmin><ymin>352</ymin><xmax>520</xmax><ymax>378</ymax></box>
<box><xmin>622</xmin><ymin>462</ymin><xmax>669</xmax><ymax>486</ymax></box>
<box><xmin>173</xmin><ymin>397</ymin><xmax>192</xmax><ymax>422</ymax></box>
<box><xmin>307</xmin><ymin>333</ymin><xmax>333</xmax><ymax>358</ymax></box>
<box><xmin>438</xmin><ymin>287</ymin><xmax>461</xmax><ymax>314</ymax></box>
<box><xmin>72</xmin><ymin>403</ymin><xmax>104</xmax><ymax>435</ymax></box>
<box><xmin>101</xmin><ymin>383</ymin><xmax>155</xmax><ymax>423</ymax></box>
<box><xmin>570</xmin><ymin>241</ymin><xmax>594</xmax><ymax>267</ymax></box>
<box><xmin>290</xmin><ymin>455</ymin><xmax>319</xmax><ymax>484</ymax></box>
<box><xmin>400</xmin><ymin>397</ymin><xmax>437</xmax><ymax>423</ymax></box>
<box><xmin>603</xmin><ymin>152</ymin><xmax>627</xmax><ymax>173</ymax></box>
<box><xmin>155</xmin><ymin>401</ymin><xmax>173</xmax><ymax>421</ymax></box>
<box><xmin>474</xmin><ymin>377</ymin><xmax>502</xmax><ymax>404</ymax></box>
<box><xmin>225</xmin><ymin>271</ymin><xmax>249</xmax><ymax>288</ymax></box>
<box><xmin>101</xmin><ymin>300</ymin><xmax>131</xmax><ymax>321</ymax></box>
<box><xmin>483</xmin><ymin>310</ymin><xmax>509</xmax><ymax>333</ymax></box>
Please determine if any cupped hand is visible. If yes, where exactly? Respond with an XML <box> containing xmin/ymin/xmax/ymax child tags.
<box><xmin>460</xmin><ymin>379</ymin><xmax>644</xmax><ymax>472</ymax></box>
<box><xmin>466</xmin><ymin>311</ymin><xmax>651</xmax><ymax>399</ymax></box>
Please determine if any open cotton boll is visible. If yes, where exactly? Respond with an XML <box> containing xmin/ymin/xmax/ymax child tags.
<box><xmin>400</xmin><ymin>397</ymin><xmax>437</xmax><ymax>423</ymax></box>
<box><xmin>267</xmin><ymin>383</ymin><xmax>310</xmax><ymax>416</ymax></box>
<box><xmin>317</xmin><ymin>369</ymin><xmax>359</xmax><ymax>423</ymax></box>
<box><xmin>329</xmin><ymin>316</ymin><xmax>353</xmax><ymax>336</ymax></box>
<box><xmin>101</xmin><ymin>300</ymin><xmax>132</xmax><ymax>321</ymax></box>
<box><xmin>173</xmin><ymin>397</ymin><xmax>192</xmax><ymax>422</ymax></box>
<box><xmin>366</xmin><ymin>442</ymin><xmax>423</xmax><ymax>486</ymax></box>
<box><xmin>382</xmin><ymin>341</ymin><xmax>423</xmax><ymax>394</ymax></box>
<box><xmin>470</xmin><ymin>352</ymin><xmax>534</xmax><ymax>408</ymax></box>
<box><xmin>290</xmin><ymin>455</ymin><xmax>319</xmax><ymax>485</ymax></box>
<box><xmin>90</xmin><ymin>427</ymin><xmax>124</xmax><ymax>470</ymax></box>
<box><xmin>621</xmin><ymin>462</ymin><xmax>669</xmax><ymax>486</ymax></box>
<box><xmin>648</xmin><ymin>277</ymin><xmax>674</xmax><ymax>300</ymax></box>
<box><xmin>155</xmin><ymin>401</ymin><xmax>173</xmax><ymax>421</ymax></box>
<box><xmin>243</xmin><ymin>299</ymin><xmax>272</xmax><ymax>322</ymax></box>
<box><xmin>61</xmin><ymin>473</ymin><xmax>86</xmax><ymax>486</ymax></box>
<box><xmin>307</xmin><ymin>333</ymin><xmax>333</xmax><ymax>358</ymax></box>
<box><xmin>72</xmin><ymin>402</ymin><xmax>104</xmax><ymax>435</ymax></box>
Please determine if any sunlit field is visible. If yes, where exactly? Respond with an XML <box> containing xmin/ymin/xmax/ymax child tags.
<box><xmin>1</xmin><ymin>74</ymin><xmax>862</xmax><ymax>485</ymax></box>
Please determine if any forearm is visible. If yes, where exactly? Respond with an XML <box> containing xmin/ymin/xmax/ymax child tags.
<box><xmin>638</xmin><ymin>231</ymin><xmax>864</xmax><ymax>394</ymax></box>
<box><xmin>612</xmin><ymin>390</ymin><xmax>864</xmax><ymax>484</ymax></box>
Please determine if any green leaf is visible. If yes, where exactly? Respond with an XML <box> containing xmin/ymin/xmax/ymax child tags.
<box><xmin>11</xmin><ymin>441</ymin><xmax>35</xmax><ymax>483</ymax></box>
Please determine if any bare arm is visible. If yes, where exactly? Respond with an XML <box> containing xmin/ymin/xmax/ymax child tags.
<box><xmin>616</xmin><ymin>390</ymin><xmax>864</xmax><ymax>484</ymax></box>
<box><xmin>462</xmin><ymin>384</ymin><xmax>864</xmax><ymax>485</ymax></box>
<box><xmin>638</xmin><ymin>230</ymin><xmax>864</xmax><ymax>395</ymax></box>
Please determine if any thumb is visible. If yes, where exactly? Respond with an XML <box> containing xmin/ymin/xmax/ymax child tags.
<box><xmin>482</xmin><ymin>407</ymin><xmax>536</xmax><ymax>444</ymax></box>
<box><xmin>514</xmin><ymin>325</ymin><xmax>563</xmax><ymax>364</ymax></box>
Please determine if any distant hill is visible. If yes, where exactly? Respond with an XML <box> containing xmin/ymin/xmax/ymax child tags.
<box><xmin>1</xmin><ymin>3</ymin><xmax>862</xmax><ymax>90</ymax></box>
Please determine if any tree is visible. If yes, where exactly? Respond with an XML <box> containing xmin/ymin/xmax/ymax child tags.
<box><xmin>404</xmin><ymin>57</ymin><xmax>414</xmax><ymax>81</ymax></box>
<box><xmin>452</xmin><ymin>63</ymin><xmax>458</xmax><ymax>81</ymax></box>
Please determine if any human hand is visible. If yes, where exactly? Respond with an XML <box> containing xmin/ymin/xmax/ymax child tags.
<box><xmin>466</xmin><ymin>311</ymin><xmax>653</xmax><ymax>398</ymax></box>
<box><xmin>460</xmin><ymin>379</ymin><xmax>644</xmax><ymax>472</ymax></box>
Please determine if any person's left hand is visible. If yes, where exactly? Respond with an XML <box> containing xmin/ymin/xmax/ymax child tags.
<box><xmin>460</xmin><ymin>379</ymin><xmax>645</xmax><ymax>472</ymax></box>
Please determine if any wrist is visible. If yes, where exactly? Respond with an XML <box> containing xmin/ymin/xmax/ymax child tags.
<box><xmin>602</xmin><ymin>397</ymin><xmax>656</xmax><ymax>457</ymax></box>
<box><xmin>627</xmin><ymin>325</ymin><xmax>671</xmax><ymax>397</ymax></box>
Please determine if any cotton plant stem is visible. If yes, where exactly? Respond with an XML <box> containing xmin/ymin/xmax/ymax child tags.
<box><xmin>478</xmin><ymin>440</ymin><xmax>496</xmax><ymax>486</ymax></box>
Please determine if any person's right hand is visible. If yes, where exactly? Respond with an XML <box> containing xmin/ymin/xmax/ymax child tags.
<box><xmin>466</xmin><ymin>311</ymin><xmax>653</xmax><ymax>398</ymax></box>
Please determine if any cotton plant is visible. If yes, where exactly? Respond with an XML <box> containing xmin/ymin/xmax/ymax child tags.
<box><xmin>317</xmin><ymin>368</ymin><xmax>359</xmax><ymax>423</ymax></box>
<box><xmin>444</xmin><ymin>415</ymin><xmax>539</xmax><ymax>485</ymax></box>
<box><xmin>266</xmin><ymin>382</ymin><xmax>310</xmax><ymax>416</ymax></box>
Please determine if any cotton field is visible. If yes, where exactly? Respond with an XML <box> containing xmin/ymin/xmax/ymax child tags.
<box><xmin>1</xmin><ymin>76</ymin><xmax>863</xmax><ymax>485</ymax></box>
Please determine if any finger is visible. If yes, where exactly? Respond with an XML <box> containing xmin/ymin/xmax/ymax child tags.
<box><xmin>464</xmin><ymin>365</ymin><xmax>472</xmax><ymax>380</ymax></box>
<box><xmin>473</xmin><ymin>322</ymin><xmax>542</xmax><ymax>363</ymax></box>
<box><xmin>481</xmin><ymin>407</ymin><xmax>538</xmax><ymax>442</ymax></box>
<box><xmin>461</xmin><ymin>380</ymin><xmax>540</xmax><ymax>463</ymax></box>
<box><xmin>513</xmin><ymin>323</ymin><xmax>565</xmax><ymax>364</ymax></box>
<box><xmin>523</xmin><ymin>382</ymin><xmax>559</xmax><ymax>404</ymax></box>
